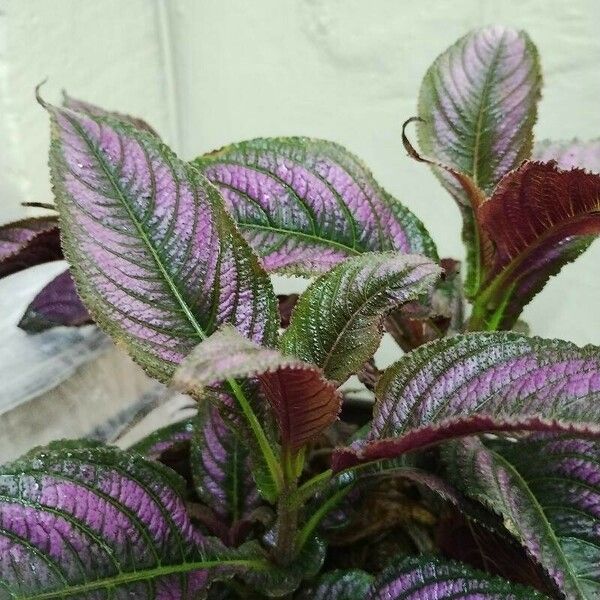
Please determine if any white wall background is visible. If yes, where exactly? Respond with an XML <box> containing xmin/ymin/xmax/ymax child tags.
<box><xmin>1</xmin><ymin>0</ymin><xmax>599</xmax><ymax>344</ymax></box>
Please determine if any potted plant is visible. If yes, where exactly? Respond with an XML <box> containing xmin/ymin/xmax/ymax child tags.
<box><xmin>0</xmin><ymin>25</ymin><xmax>598</xmax><ymax>599</ymax></box>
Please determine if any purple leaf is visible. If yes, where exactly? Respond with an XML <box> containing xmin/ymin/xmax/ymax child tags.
<box><xmin>369</xmin><ymin>556</ymin><xmax>545</xmax><ymax>599</ymax></box>
<box><xmin>473</xmin><ymin>161</ymin><xmax>600</xmax><ymax>329</ymax></box>
<box><xmin>194</xmin><ymin>137</ymin><xmax>437</xmax><ymax>275</ymax></box>
<box><xmin>43</xmin><ymin>100</ymin><xmax>278</xmax><ymax>382</ymax></box>
<box><xmin>534</xmin><ymin>138</ymin><xmax>600</xmax><ymax>172</ymax></box>
<box><xmin>0</xmin><ymin>216</ymin><xmax>61</xmax><ymax>278</ymax></box>
<box><xmin>0</xmin><ymin>440</ymin><xmax>259</xmax><ymax>598</ymax></box>
<box><xmin>18</xmin><ymin>268</ymin><xmax>91</xmax><ymax>332</ymax></box>
<box><xmin>280</xmin><ymin>253</ymin><xmax>441</xmax><ymax>384</ymax></box>
<box><xmin>298</xmin><ymin>569</ymin><xmax>374</xmax><ymax>599</ymax></box>
<box><xmin>418</xmin><ymin>25</ymin><xmax>541</xmax><ymax>202</ymax></box>
<box><xmin>63</xmin><ymin>92</ymin><xmax>160</xmax><ymax>137</ymax></box>
<box><xmin>174</xmin><ymin>326</ymin><xmax>342</xmax><ymax>451</ymax></box>
<box><xmin>444</xmin><ymin>435</ymin><xmax>600</xmax><ymax>599</ymax></box>
<box><xmin>191</xmin><ymin>400</ymin><xmax>259</xmax><ymax>531</ymax></box>
<box><xmin>332</xmin><ymin>333</ymin><xmax>600</xmax><ymax>471</ymax></box>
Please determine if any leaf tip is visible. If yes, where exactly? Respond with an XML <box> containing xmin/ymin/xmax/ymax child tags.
<box><xmin>401</xmin><ymin>116</ymin><xmax>427</xmax><ymax>162</ymax></box>
<box><xmin>35</xmin><ymin>79</ymin><xmax>50</xmax><ymax>109</ymax></box>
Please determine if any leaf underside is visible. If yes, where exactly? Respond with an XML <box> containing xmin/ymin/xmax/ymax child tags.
<box><xmin>444</xmin><ymin>435</ymin><xmax>600</xmax><ymax>599</ymax></box>
<box><xmin>475</xmin><ymin>160</ymin><xmax>600</xmax><ymax>329</ymax></box>
<box><xmin>174</xmin><ymin>326</ymin><xmax>341</xmax><ymax>451</ymax></box>
<box><xmin>18</xmin><ymin>268</ymin><xmax>91</xmax><ymax>332</ymax></box>
<box><xmin>0</xmin><ymin>216</ymin><xmax>62</xmax><ymax>278</ymax></box>
<box><xmin>194</xmin><ymin>137</ymin><xmax>437</xmax><ymax>275</ymax></box>
<box><xmin>333</xmin><ymin>332</ymin><xmax>600</xmax><ymax>470</ymax></box>
<box><xmin>46</xmin><ymin>103</ymin><xmax>278</xmax><ymax>382</ymax></box>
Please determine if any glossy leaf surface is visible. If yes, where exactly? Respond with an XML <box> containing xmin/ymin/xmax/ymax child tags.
<box><xmin>0</xmin><ymin>441</ymin><xmax>258</xmax><ymax>598</ymax></box>
<box><xmin>281</xmin><ymin>253</ymin><xmax>440</xmax><ymax>383</ymax></box>
<box><xmin>45</xmin><ymin>102</ymin><xmax>278</xmax><ymax>382</ymax></box>
<box><xmin>418</xmin><ymin>25</ymin><xmax>541</xmax><ymax>201</ymax></box>
<box><xmin>333</xmin><ymin>333</ymin><xmax>600</xmax><ymax>470</ymax></box>
<box><xmin>18</xmin><ymin>268</ymin><xmax>91</xmax><ymax>332</ymax></box>
<box><xmin>369</xmin><ymin>556</ymin><xmax>545</xmax><ymax>599</ymax></box>
<box><xmin>474</xmin><ymin>161</ymin><xmax>600</xmax><ymax>329</ymax></box>
<box><xmin>444</xmin><ymin>436</ymin><xmax>600</xmax><ymax>599</ymax></box>
<box><xmin>175</xmin><ymin>326</ymin><xmax>341</xmax><ymax>451</ymax></box>
<box><xmin>194</xmin><ymin>137</ymin><xmax>437</xmax><ymax>275</ymax></box>
<box><xmin>0</xmin><ymin>216</ymin><xmax>61</xmax><ymax>278</ymax></box>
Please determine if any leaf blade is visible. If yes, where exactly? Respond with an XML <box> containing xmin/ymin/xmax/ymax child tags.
<box><xmin>45</xmin><ymin>104</ymin><xmax>278</xmax><ymax>382</ymax></box>
<box><xmin>194</xmin><ymin>137</ymin><xmax>437</xmax><ymax>275</ymax></box>
<box><xmin>443</xmin><ymin>435</ymin><xmax>600</xmax><ymax>599</ymax></box>
<box><xmin>333</xmin><ymin>332</ymin><xmax>600</xmax><ymax>470</ymax></box>
<box><xmin>280</xmin><ymin>253</ymin><xmax>441</xmax><ymax>383</ymax></box>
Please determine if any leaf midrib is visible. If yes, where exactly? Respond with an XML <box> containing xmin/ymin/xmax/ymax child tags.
<box><xmin>15</xmin><ymin>558</ymin><xmax>266</xmax><ymax>599</ymax></box>
<box><xmin>489</xmin><ymin>447</ymin><xmax>587</xmax><ymax>599</ymax></box>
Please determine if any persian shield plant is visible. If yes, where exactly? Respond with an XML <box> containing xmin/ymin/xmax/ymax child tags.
<box><xmin>1</xmin><ymin>24</ymin><xmax>599</xmax><ymax>599</ymax></box>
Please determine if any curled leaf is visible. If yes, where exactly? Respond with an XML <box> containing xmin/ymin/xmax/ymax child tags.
<box><xmin>444</xmin><ymin>435</ymin><xmax>600</xmax><ymax>599</ymax></box>
<box><xmin>333</xmin><ymin>332</ymin><xmax>600</xmax><ymax>470</ymax></box>
<box><xmin>44</xmin><ymin>101</ymin><xmax>278</xmax><ymax>382</ymax></box>
<box><xmin>0</xmin><ymin>216</ymin><xmax>61</xmax><ymax>278</ymax></box>
<box><xmin>174</xmin><ymin>326</ymin><xmax>342</xmax><ymax>451</ymax></box>
<box><xmin>18</xmin><ymin>268</ymin><xmax>91</xmax><ymax>332</ymax></box>
<box><xmin>194</xmin><ymin>137</ymin><xmax>437</xmax><ymax>275</ymax></box>
<box><xmin>280</xmin><ymin>253</ymin><xmax>441</xmax><ymax>383</ymax></box>
<box><xmin>473</xmin><ymin>161</ymin><xmax>600</xmax><ymax>329</ymax></box>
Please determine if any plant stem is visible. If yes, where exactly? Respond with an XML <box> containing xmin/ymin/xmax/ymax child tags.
<box><xmin>274</xmin><ymin>449</ymin><xmax>300</xmax><ymax>566</ymax></box>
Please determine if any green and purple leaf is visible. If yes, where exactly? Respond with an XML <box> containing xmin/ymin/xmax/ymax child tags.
<box><xmin>534</xmin><ymin>138</ymin><xmax>600</xmax><ymax>172</ymax></box>
<box><xmin>193</xmin><ymin>137</ymin><xmax>437</xmax><ymax>276</ymax></box>
<box><xmin>418</xmin><ymin>25</ymin><xmax>541</xmax><ymax>201</ymax></box>
<box><xmin>43</xmin><ymin>100</ymin><xmax>278</xmax><ymax>382</ymax></box>
<box><xmin>280</xmin><ymin>253</ymin><xmax>441</xmax><ymax>384</ymax></box>
<box><xmin>444</xmin><ymin>435</ymin><xmax>600</xmax><ymax>599</ymax></box>
<box><xmin>0</xmin><ymin>441</ymin><xmax>262</xmax><ymax>598</ymax></box>
<box><xmin>18</xmin><ymin>268</ymin><xmax>91</xmax><ymax>332</ymax></box>
<box><xmin>369</xmin><ymin>556</ymin><xmax>546</xmax><ymax>599</ymax></box>
<box><xmin>130</xmin><ymin>418</ymin><xmax>195</xmax><ymax>461</ymax></box>
<box><xmin>332</xmin><ymin>332</ymin><xmax>600</xmax><ymax>471</ymax></box>
<box><xmin>174</xmin><ymin>326</ymin><xmax>342</xmax><ymax>452</ymax></box>
<box><xmin>63</xmin><ymin>92</ymin><xmax>160</xmax><ymax>137</ymax></box>
<box><xmin>298</xmin><ymin>569</ymin><xmax>374</xmax><ymax>599</ymax></box>
<box><xmin>191</xmin><ymin>400</ymin><xmax>259</xmax><ymax>529</ymax></box>
<box><xmin>0</xmin><ymin>216</ymin><xmax>61</xmax><ymax>278</ymax></box>
<box><xmin>416</xmin><ymin>25</ymin><xmax>541</xmax><ymax>295</ymax></box>
<box><xmin>473</xmin><ymin>161</ymin><xmax>600</xmax><ymax>329</ymax></box>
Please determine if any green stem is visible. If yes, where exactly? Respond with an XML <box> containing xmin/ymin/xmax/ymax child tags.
<box><xmin>290</xmin><ymin>469</ymin><xmax>333</xmax><ymax>508</ymax></box>
<box><xmin>295</xmin><ymin>485</ymin><xmax>352</xmax><ymax>551</ymax></box>
<box><xmin>274</xmin><ymin>449</ymin><xmax>299</xmax><ymax>566</ymax></box>
<box><xmin>227</xmin><ymin>379</ymin><xmax>283</xmax><ymax>494</ymax></box>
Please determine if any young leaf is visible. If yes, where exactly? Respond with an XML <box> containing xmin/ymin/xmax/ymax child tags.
<box><xmin>63</xmin><ymin>92</ymin><xmax>160</xmax><ymax>137</ymax></box>
<box><xmin>193</xmin><ymin>137</ymin><xmax>437</xmax><ymax>275</ymax></box>
<box><xmin>534</xmin><ymin>138</ymin><xmax>600</xmax><ymax>172</ymax></box>
<box><xmin>280</xmin><ymin>253</ymin><xmax>441</xmax><ymax>384</ymax></box>
<box><xmin>369</xmin><ymin>555</ymin><xmax>546</xmax><ymax>599</ymax></box>
<box><xmin>18</xmin><ymin>268</ymin><xmax>91</xmax><ymax>332</ymax></box>
<box><xmin>191</xmin><ymin>400</ymin><xmax>259</xmax><ymax>526</ymax></box>
<box><xmin>332</xmin><ymin>332</ymin><xmax>600</xmax><ymax>470</ymax></box>
<box><xmin>418</xmin><ymin>25</ymin><xmax>541</xmax><ymax>201</ymax></box>
<box><xmin>42</xmin><ymin>101</ymin><xmax>278</xmax><ymax>382</ymax></box>
<box><xmin>298</xmin><ymin>569</ymin><xmax>374</xmax><ymax>599</ymax></box>
<box><xmin>443</xmin><ymin>435</ymin><xmax>600</xmax><ymax>599</ymax></box>
<box><xmin>174</xmin><ymin>326</ymin><xmax>342</xmax><ymax>452</ymax></box>
<box><xmin>473</xmin><ymin>161</ymin><xmax>600</xmax><ymax>330</ymax></box>
<box><xmin>0</xmin><ymin>216</ymin><xmax>61</xmax><ymax>278</ymax></box>
<box><xmin>0</xmin><ymin>441</ymin><xmax>265</xmax><ymax>598</ymax></box>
